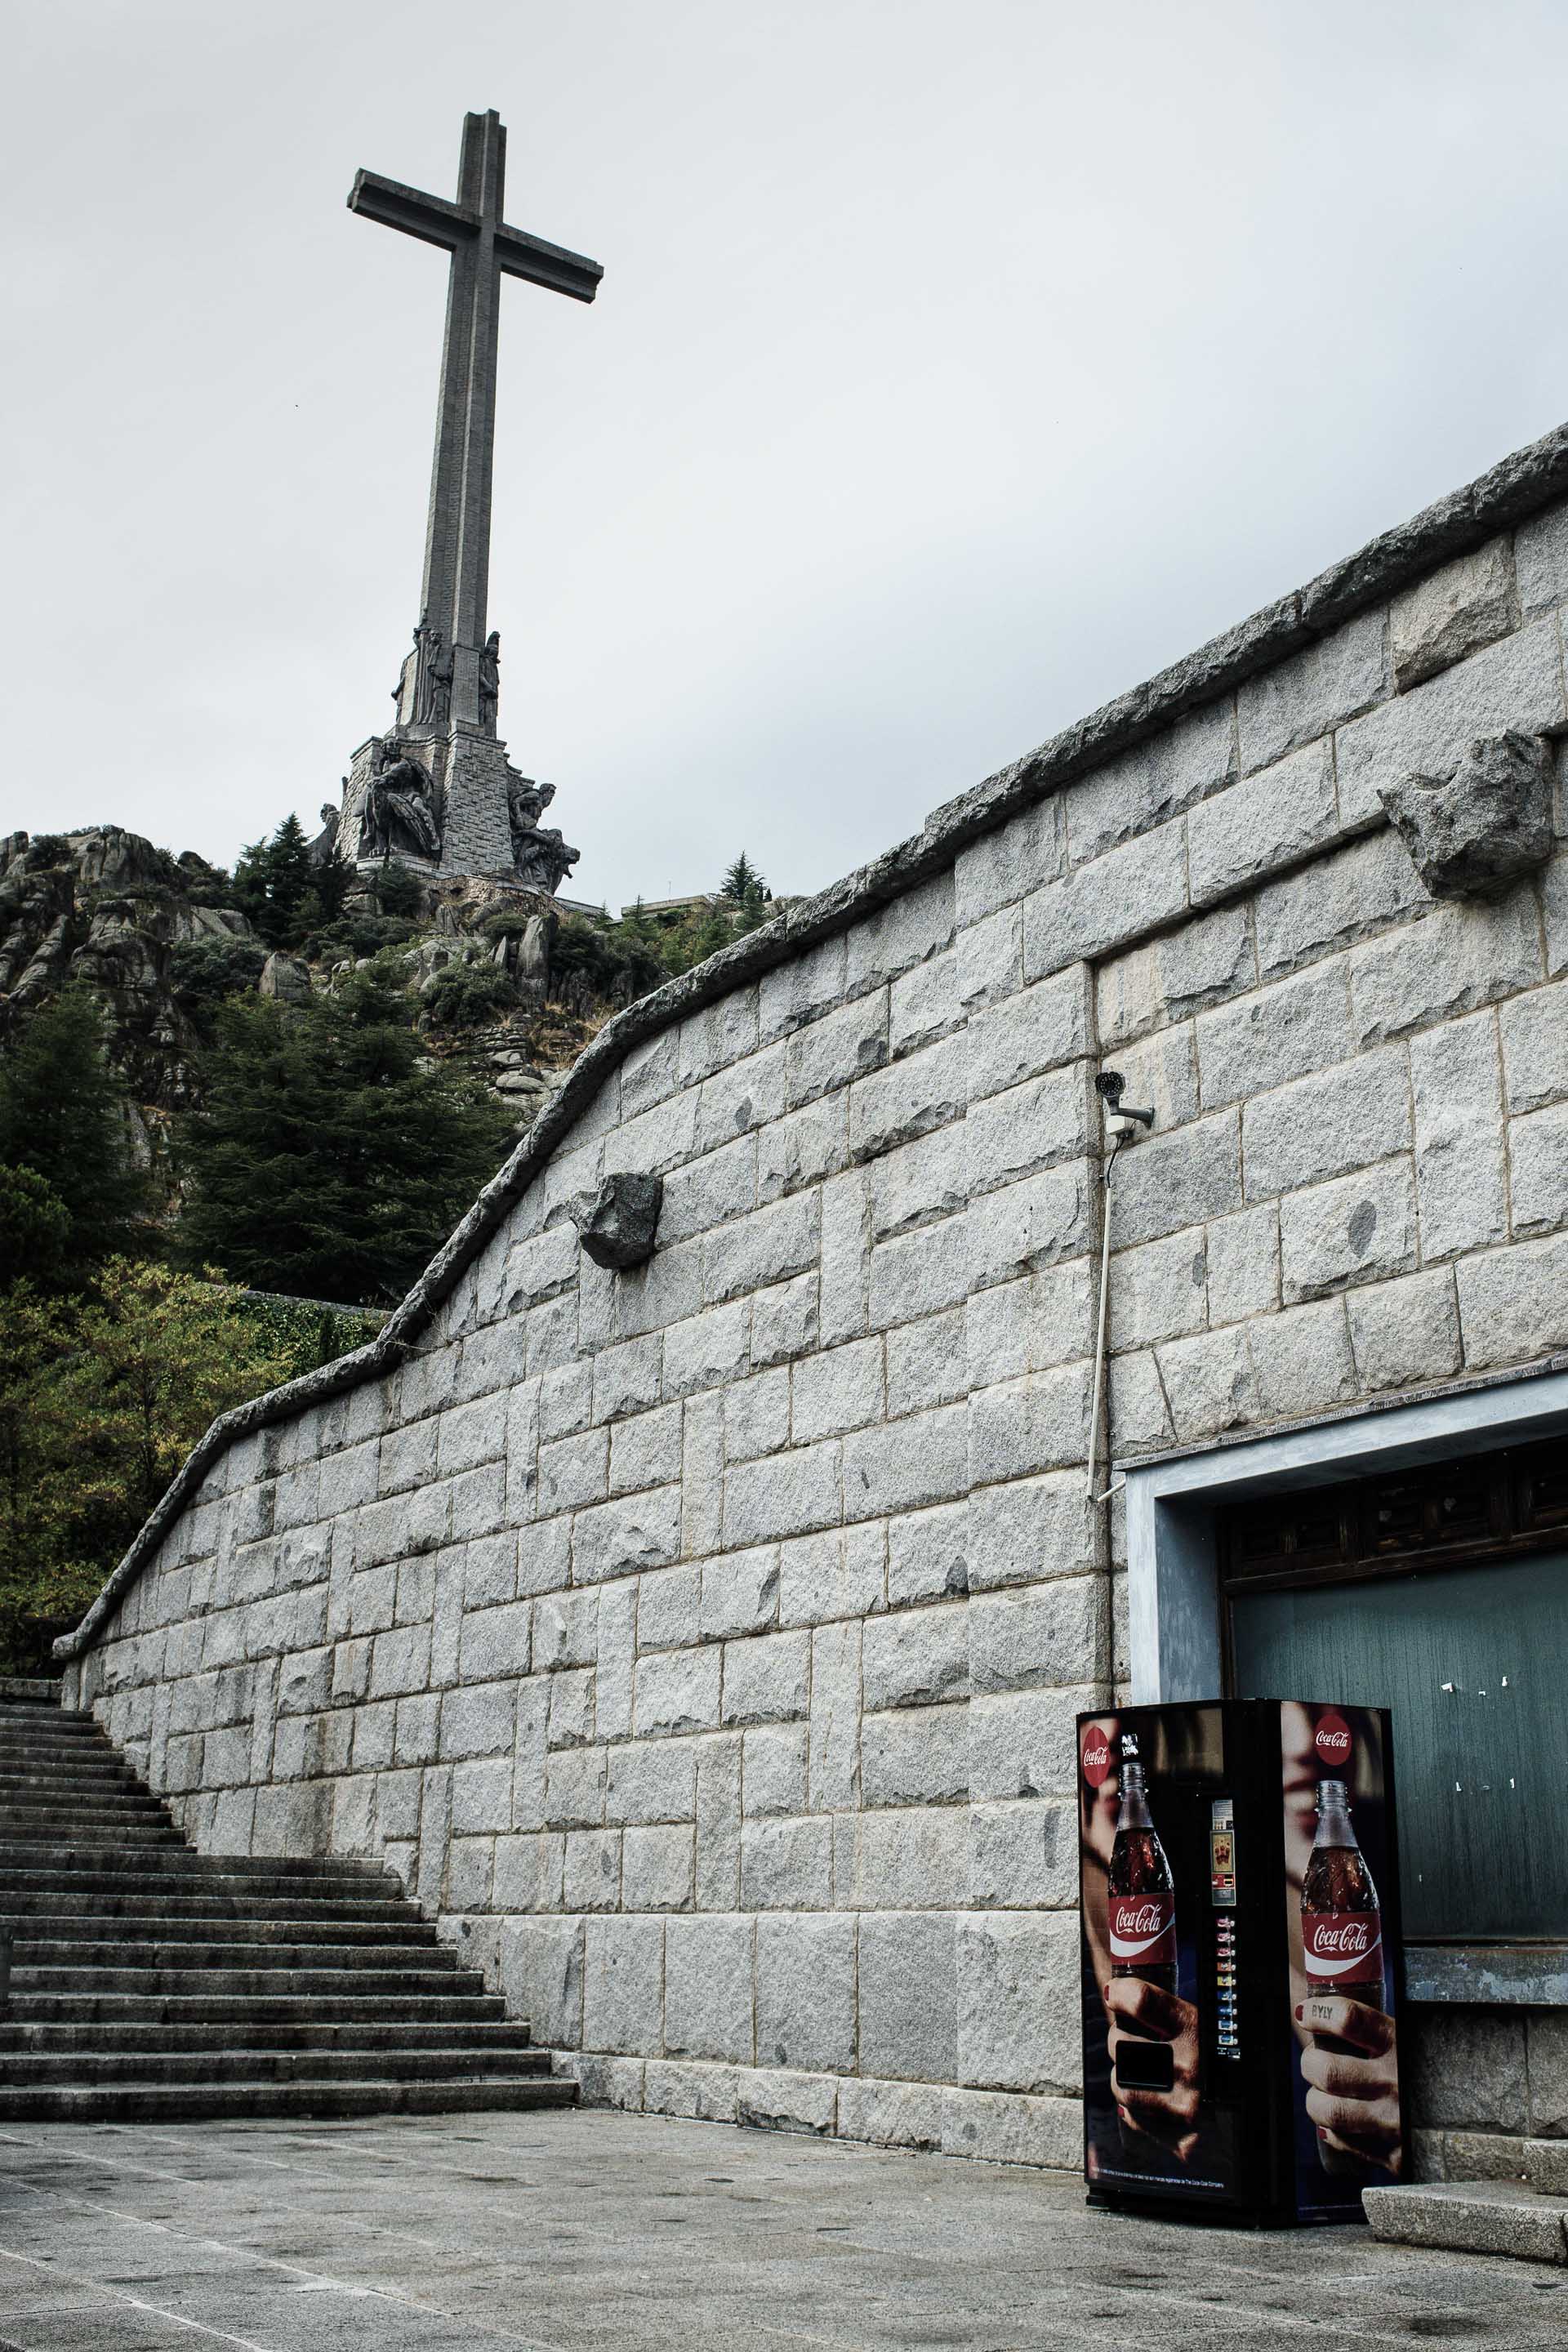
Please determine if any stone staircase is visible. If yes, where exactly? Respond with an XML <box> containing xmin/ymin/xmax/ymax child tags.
<box><xmin>0</xmin><ymin>1682</ymin><xmax>577</xmax><ymax>2123</ymax></box>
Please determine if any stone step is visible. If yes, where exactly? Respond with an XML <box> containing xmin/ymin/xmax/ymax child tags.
<box><xmin>9</xmin><ymin>1991</ymin><xmax>509</xmax><ymax>2025</ymax></box>
<box><xmin>14</xmin><ymin>1964</ymin><xmax>483</xmax><ymax>1998</ymax></box>
<box><xmin>0</xmin><ymin>1703</ymin><xmax>93</xmax><ymax>1724</ymax></box>
<box><xmin>10</xmin><ymin>1934</ymin><xmax>461</xmax><ymax>1971</ymax></box>
<box><xmin>1364</xmin><ymin>2181</ymin><xmax>1568</xmax><ymax>2265</ymax></box>
<box><xmin>1</xmin><ymin>1913</ymin><xmax>445</xmax><ymax>1949</ymax></box>
<box><xmin>0</xmin><ymin>1788</ymin><xmax>170</xmax><ymax>1812</ymax></box>
<box><xmin>0</xmin><ymin>2019</ymin><xmax>532</xmax><ymax>2055</ymax></box>
<box><xmin>0</xmin><ymin>1759</ymin><xmax>142</xmax><ymax>1782</ymax></box>
<box><xmin>0</xmin><ymin>1846</ymin><xmax>399</xmax><ymax>1886</ymax></box>
<box><xmin>0</xmin><ymin>2078</ymin><xmax>578</xmax><ymax>2124</ymax></box>
<box><xmin>0</xmin><ymin>1890</ymin><xmax>420</xmax><ymax>1924</ymax></box>
<box><xmin>0</xmin><ymin>1679</ymin><xmax>64</xmax><ymax>1704</ymax></box>
<box><xmin>0</xmin><ymin>1867</ymin><xmax>406</xmax><ymax>1903</ymax></box>
<box><xmin>0</xmin><ymin>2045</ymin><xmax>556</xmax><ymax>2087</ymax></box>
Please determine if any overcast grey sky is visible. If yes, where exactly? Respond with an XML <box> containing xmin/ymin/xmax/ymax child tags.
<box><xmin>7</xmin><ymin>2</ymin><xmax>1568</xmax><ymax>913</ymax></box>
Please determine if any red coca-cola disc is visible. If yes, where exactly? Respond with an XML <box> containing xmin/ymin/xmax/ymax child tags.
<box><xmin>1314</xmin><ymin>1709</ymin><xmax>1352</xmax><ymax>1769</ymax></box>
<box><xmin>1080</xmin><ymin>1723</ymin><xmax>1112</xmax><ymax>1788</ymax></box>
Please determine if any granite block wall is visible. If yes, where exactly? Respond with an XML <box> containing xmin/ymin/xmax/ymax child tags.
<box><xmin>62</xmin><ymin>461</ymin><xmax>1568</xmax><ymax>2166</ymax></box>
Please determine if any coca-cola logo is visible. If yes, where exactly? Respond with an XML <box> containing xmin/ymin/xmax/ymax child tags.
<box><xmin>1301</xmin><ymin>1907</ymin><xmax>1382</xmax><ymax>1982</ymax></box>
<box><xmin>1080</xmin><ymin>1724</ymin><xmax>1112</xmax><ymax>1788</ymax></box>
<box><xmin>1314</xmin><ymin>1709</ymin><xmax>1352</xmax><ymax>1768</ymax></box>
<box><xmin>1111</xmin><ymin>1900</ymin><xmax>1167</xmax><ymax>1936</ymax></box>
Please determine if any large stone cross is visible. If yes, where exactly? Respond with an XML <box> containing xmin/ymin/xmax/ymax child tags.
<box><xmin>349</xmin><ymin>110</ymin><xmax>602</xmax><ymax>733</ymax></box>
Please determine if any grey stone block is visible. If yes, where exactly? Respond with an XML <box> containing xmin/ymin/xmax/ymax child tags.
<box><xmin>1107</xmin><ymin>1230</ymin><xmax>1208</xmax><ymax>1351</ymax></box>
<box><xmin>969</xmin><ymin>1364</ymin><xmax>1089</xmax><ymax>1488</ymax></box>
<box><xmin>1457</xmin><ymin>1230</ymin><xmax>1568</xmax><ymax>1368</ymax></box>
<box><xmin>969</xmin><ymin>1798</ymin><xmax>1075</xmax><ymax>1909</ymax></box>
<box><xmin>724</xmin><ymin>1369</ymin><xmax>790</xmax><ymax>1463</ymax></box>
<box><xmin>1508</xmin><ymin>1102</ymin><xmax>1568</xmax><ymax>1236</ymax></box>
<box><xmin>546</xmin><ymin>1664</ymin><xmax>595</xmax><ymax>1749</ymax></box>
<box><xmin>890</xmin><ymin>947</ymin><xmax>960</xmax><ymax>1057</ymax></box>
<box><xmin>1196</xmin><ymin>961</ymin><xmax>1355</xmax><ymax>1112</ymax></box>
<box><xmin>499</xmin><ymin>1915</ymin><xmax>583</xmax><ymax>2047</ymax></box>
<box><xmin>635</xmin><ymin>1646</ymin><xmax>721</xmax><ymax>1736</ymax></box>
<box><xmin>621</xmin><ymin>1822</ymin><xmax>693</xmax><ymax>1911</ymax></box>
<box><xmin>792</xmin><ymin>1339</ymin><xmax>885</xmax><ymax>1442</ymax></box>
<box><xmin>1350</xmin><ymin>885</ymin><xmax>1542</xmax><ymax>1049</ymax></box>
<box><xmin>786</xmin><ymin>991</ymin><xmax>889</xmax><ymax>1109</ymax></box>
<box><xmin>886</xmin><ymin>1504</ymin><xmax>968</xmax><ymax>1607</ymax></box>
<box><xmin>1022</xmin><ymin>820</ymin><xmax>1189</xmax><ymax>980</ymax></box>
<box><xmin>956</xmin><ymin>1910</ymin><xmax>1080</xmax><ymax>2095</ymax></box>
<box><xmin>662</xmin><ymin>1302</ymin><xmax>750</xmax><ymax>1401</ymax></box>
<box><xmin>1065</xmin><ymin>697</ymin><xmax>1236</xmax><ymax>866</ymax></box>
<box><xmin>758</xmin><ymin>1095</ymin><xmax>850</xmax><ymax>1205</ymax></box>
<box><xmin>860</xmin><ymin>1702</ymin><xmax>968</xmax><ymax>1806</ymax></box>
<box><xmin>1500</xmin><ymin>977</ymin><xmax>1568</xmax><ymax>1113</ymax></box>
<box><xmin>694</xmin><ymin>1731</ymin><xmax>742</xmax><ymax>1910</ymax></box>
<box><xmin>1280</xmin><ymin>1158</ymin><xmax>1418</xmax><ymax>1303</ymax></box>
<box><xmin>582</xmin><ymin>1914</ymin><xmax>665</xmax><ymax>2056</ymax></box>
<box><xmin>563</xmin><ymin>1827</ymin><xmax>622</xmax><ymax>1912</ymax></box>
<box><xmin>780</xmin><ymin>1526</ymin><xmax>885</xmax><ymax>1628</ymax></box>
<box><xmin>742</xmin><ymin>1722</ymin><xmax>807</xmax><ymax>1816</ymax></box>
<box><xmin>1188</xmin><ymin>740</ymin><xmax>1340</xmax><ymax>906</ymax></box>
<box><xmin>572</xmin><ymin>1486</ymin><xmax>683</xmax><ymax>1584</ymax></box>
<box><xmin>723</xmin><ymin>1443</ymin><xmax>842</xmax><ymax>1548</ymax></box>
<box><xmin>885</xmin><ymin>1305</ymin><xmax>968</xmax><ymax>1419</ymax></box>
<box><xmin>604</xmin><ymin>1736</ymin><xmax>696</xmax><ymax>1827</ymax></box>
<box><xmin>849</xmin><ymin>1034</ymin><xmax>967</xmax><ymax>1162</ymax></box>
<box><xmin>1346</xmin><ymin>1268</ymin><xmax>1462</xmax><ymax>1392</ymax></box>
<box><xmin>869</xmin><ymin>1213</ymin><xmax>973</xmax><ymax>1329</ymax></box>
<box><xmin>721</xmin><ymin>1628</ymin><xmax>810</xmax><ymax>1726</ymax></box>
<box><xmin>967</xmin><ymin>1472</ymin><xmax>1093</xmax><ymax>1594</ymax></box>
<box><xmin>457</xmin><ymin>1598</ymin><xmax>532</xmax><ymax>1682</ymax></box>
<box><xmin>735</xmin><ymin>2065</ymin><xmax>838</xmax><ymax>2135</ymax></box>
<box><xmin>965</xmin><ymin>968</ymin><xmax>1092</xmax><ymax>1103</ymax></box>
<box><xmin>808</xmin><ymin>1619</ymin><xmax>862</xmax><ymax>1811</ymax></box>
<box><xmin>1254</xmin><ymin>828</ymin><xmax>1428</xmax><ymax>984</ymax></box>
<box><xmin>751</xmin><ymin>1272</ymin><xmax>820</xmax><ymax>1367</ymax></box>
<box><xmin>739</xmin><ymin>1815</ymin><xmax>832</xmax><ymax>1909</ymax></box>
<box><xmin>1381</xmin><ymin>730</ymin><xmax>1555</xmax><ymax>901</ymax></box>
<box><xmin>642</xmin><ymin>2056</ymin><xmax>740</xmax><ymax>2121</ymax></box>
<box><xmin>969</xmin><ymin>1686</ymin><xmax>1087</xmax><ymax>1802</ymax></box>
<box><xmin>1248</xmin><ymin>1299</ymin><xmax>1357</xmax><ymax>1419</ymax></box>
<box><xmin>1339</xmin><ymin>617</ymin><xmax>1565</xmax><ymax>831</ymax></box>
<box><xmin>1097</xmin><ymin>901</ymin><xmax>1255</xmax><ymax>1049</ymax></box>
<box><xmin>862</xmin><ymin>1602</ymin><xmax>968</xmax><ymax>1711</ymax></box>
<box><xmin>1363</xmin><ymin>2180</ymin><xmax>1568</xmax><ymax>2265</ymax></box>
<box><xmin>1242</xmin><ymin>1048</ymin><xmax>1410</xmax><ymax>1203</ymax></box>
<box><xmin>663</xmin><ymin>1913</ymin><xmax>754</xmax><ymax>2062</ymax></box>
<box><xmin>956</xmin><ymin>902</ymin><xmax>1024</xmax><ymax>1013</ymax></box>
<box><xmin>755</xmin><ymin>1913</ymin><xmax>858</xmax><ymax>2071</ymax></box>
<box><xmin>1108</xmin><ymin>1111</ymin><xmax>1241</xmax><ymax>1248</ymax></box>
<box><xmin>1412</xmin><ymin>1011</ymin><xmax>1508</xmax><ymax>1261</ymax></box>
<box><xmin>964</xmin><ymin>1262</ymin><xmax>1094</xmax><ymax>1388</ymax></box>
<box><xmin>858</xmin><ymin>1911</ymin><xmax>956</xmax><ymax>2082</ymax></box>
<box><xmin>965</xmin><ymin>1068</ymin><xmax>1092</xmax><ymax>1200</ymax></box>
<box><xmin>866</xmin><ymin>1125</ymin><xmax>966</xmax><ymax>1245</ymax></box>
<box><xmin>703</xmin><ymin>1192</ymin><xmax>819</xmax><ymax>1307</ymax></box>
<box><xmin>1236</xmin><ymin>602</ymin><xmax>1387</xmax><ymax>773</ymax></box>
<box><xmin>843</xmin><ymin>1405</ymin><xmax>969</xmax><ymax>1517</ymax></box>
<box><xmin>1517</xmin><ymin>492</ymin><xmax>1568</xmax><ymax>613</ymax></box>
<box><xmin>848</xmin><ymin>1806</ymin><xmax>969</xmax><ymax>1908</ymax></box>
<box><xmin>942</xmin><ymin>2084</ymin><xmax>1082</xmax><ymax>2168</ymax></box>
<box><xmin>838</xmin><ymin>2074</ymin><xmax>945</xmax><ymax>2151</ymax></box>
<box><xmin>969</xmin><ymin>1578</ymin><xmax>1104</xmax><ymax>1693</ymax></box>
<box><xmin>1392</xmin><ymin>535</ymin><xmax>1516</xmax><ymax>691</ymax></box>
<box><xmin>699</xmin><ymin>1545</ymin><xmax>780</xmax><ymax>1641</ymax></box>
<box><xmin>955</xmin><ymin>794</ymin><xmax>1062</xmax><ymax>925</ymax></box>
<box><xmin>543</xmin><ymin>1746</ymin><xmax>607</xmax><ymax>1830</ymax></box>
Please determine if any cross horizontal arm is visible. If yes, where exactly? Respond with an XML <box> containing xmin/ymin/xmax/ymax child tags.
<box><xmin>348</xmin><ymin>169</ymin><xmax>470</xmax><ymax>252</ymax></box>
<box><xmin>494</xmin><ymin>222</ymin><xmax>602</xmax><ymax>303</ymax></box>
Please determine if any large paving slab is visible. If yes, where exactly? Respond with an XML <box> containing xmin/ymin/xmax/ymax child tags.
<box><xmin>2</xmin><ymin>2110</ymin><xmax>1568</xmax><ymax>2349</ymax></box>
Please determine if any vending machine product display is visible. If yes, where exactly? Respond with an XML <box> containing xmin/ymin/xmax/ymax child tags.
<box><xmin>1077</xmin><ymin>1700</ymin><xmax>1405</xmax><ymax>2225</ymax></box>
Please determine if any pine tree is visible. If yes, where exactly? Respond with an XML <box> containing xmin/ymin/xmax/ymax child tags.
<box><xmin>0</xmin><ymin>989</ymin><xmax>148</xmax><ymax>1277</ymax></box>
<box><xmin>175</xmin><ymin>968</ymin><xmax>516</xmax><ymax>1304</ymax></box>
<box><xmin>720</xmin><ymin>852</ymin><xmax>767</xmax><ymax>906</ymax></box>
<box><xmin>232</xmin><ymin>813</ymin><xmax>348</xmax><ymax>947</ymax></box>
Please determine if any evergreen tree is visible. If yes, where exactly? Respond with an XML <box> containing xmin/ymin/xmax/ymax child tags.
<box><xmin>0</xmin><ymin>989</ymin><xmax>148</xmax><ymax>1276</ymax></box>
<box><xmin>233</xmin><ymin>814</ymin><xmax>351</xmax><ymax>947</ymax></box>
<box><xmin>0</xmin><ymin>1165</ymin><xmax>71</xmax><ymax>1292</ymax></box>
<box><xmin>175</xmin><ymin>968</ymin><xmax>515</xmax><ymax>1304</ymax></box>
<box><xmin>720</xmin><ymin>852</ymin><xmax>768</xmax><ymax>906</ymax></box>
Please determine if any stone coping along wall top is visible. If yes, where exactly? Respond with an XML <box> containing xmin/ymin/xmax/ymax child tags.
<box><xmin>54</xmin><ymin>412</ymin><xmax>1568</xmax><ymax>1662</ymax></box>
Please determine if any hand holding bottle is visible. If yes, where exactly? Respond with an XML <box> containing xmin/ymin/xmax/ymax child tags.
<box><xmin>1295</xmin><ymin>1994</ymin><xmax>1403</xmax><ymax>2175</ymax></box>
<box><xmin>1105</xmin><ymin>1976</ymin><xmax>1202</xmax><ymax>2158</ymax></box>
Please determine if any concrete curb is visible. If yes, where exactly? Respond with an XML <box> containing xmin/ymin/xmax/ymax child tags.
<box><xmin>1365</xmin><ymin>2181</ymin><xmax>1568</xmax><ymax>2265</ymax></box>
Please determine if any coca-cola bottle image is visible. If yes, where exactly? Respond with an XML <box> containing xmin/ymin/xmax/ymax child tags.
<box><xmin>1301</xmin><ymin>1777</ymin><xmax>1383</xmax><ymax>2174</ymax></box>
<box><xmin>1107</xmin><ymin>1757</ymin><xmax>1177</xmax><ymax>1997</ymax></box>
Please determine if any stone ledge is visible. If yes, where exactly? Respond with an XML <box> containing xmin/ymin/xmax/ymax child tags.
<box><xmin>1364</xmin><ymin>2180</ymin><xmax>1568</xmax><ymax>2265</ymax></box>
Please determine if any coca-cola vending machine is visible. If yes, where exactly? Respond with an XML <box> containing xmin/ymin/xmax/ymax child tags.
<box><xmin>1077</xmin><ymin>1700</ymin><xmax>1406</xmax><ymax>2225</ymax></box>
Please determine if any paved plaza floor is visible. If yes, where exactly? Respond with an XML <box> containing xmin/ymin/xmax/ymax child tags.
<box><xmin>0</xmin><ymin>2109</ymin><xmax>1565</xmax><ymax>2350</ymax></box>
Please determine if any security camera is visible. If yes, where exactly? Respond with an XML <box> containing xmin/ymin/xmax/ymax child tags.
<box><xmin>1094</xmin><ymin>1067</ymin><xmax>1155</xmax><ymax>1136</ymax></box>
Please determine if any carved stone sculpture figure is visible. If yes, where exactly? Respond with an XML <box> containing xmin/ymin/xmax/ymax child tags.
<box><xmin>307</xmin><ymin>803</ymin><xmax>341</xmax><ymax>866</ymax></box>
<box><xmin>506</xmin><ymin>775</ymin><xmax>579</xmax><ymax>894</ymax></box>
<box><xmin>479</xmin><ymin>631</ymin><xmax>501</xmax><ymax>730</ymax></box>
<box><xmin>360</xmin><ymin>743</ymin><xmax>442</xmax><ymax>862</ymax></box>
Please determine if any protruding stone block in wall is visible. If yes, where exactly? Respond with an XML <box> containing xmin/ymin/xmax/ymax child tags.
<box><xmin>577</xmin><ymin>1173</ymin><xmax>663</xmax><ymax>1271</ymax></box>
<box><xmin>1379</xmin><ymin>731</ymin><xmax>1553</xmax><ymax>901</ymax></box>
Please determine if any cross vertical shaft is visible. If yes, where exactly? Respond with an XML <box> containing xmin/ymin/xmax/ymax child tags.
<box><xmin>349</xmin><ymin>109</ymin><xmax>602</xmax><ymax>733</ymax></box>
